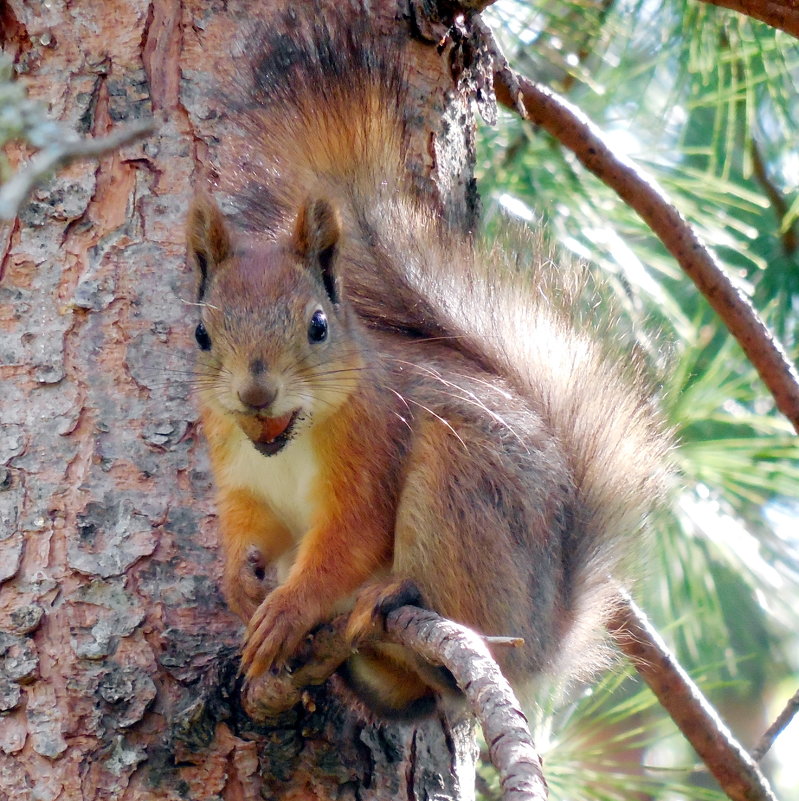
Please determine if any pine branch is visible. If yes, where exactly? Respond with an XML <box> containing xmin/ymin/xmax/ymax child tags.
<box><xmin>750</xmin><ymin>137</ymin><xmax>797</xmax><ymax>258</ymax></box>
<box><xmin>608</xmin><ymin>593</ymin><xmax>777</xmax><ymax>801</ymax></box>
<box><xmin>386</xmin><ymin>606</ymin><xmax>548</xmax><ymax>801</ymax></box>
<box><xmin>696</xmin><ymin>0</ymin><xmax>799</xmax><ymax>38</ymax></box>
<box><xmin>476</xmin><ymin>16</ymin><xmax>799</xmax><ymax>435</ymax></box>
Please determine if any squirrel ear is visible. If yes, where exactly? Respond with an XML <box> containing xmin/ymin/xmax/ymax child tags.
<box><xmin>293</xmin><ymin>198</ymin><xmax>341</xmax><ymax>305</ymax></box>
<box><xmin>186</xmin><ymin>193</ymin><xmax>232</xmax><ymax>300</ymax></box>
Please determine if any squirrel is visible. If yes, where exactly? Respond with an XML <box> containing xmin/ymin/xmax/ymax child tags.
<box><xmin>185</xmin><ymin>20</ymin><xmax>671</xmax><ymax>716</ymax></box>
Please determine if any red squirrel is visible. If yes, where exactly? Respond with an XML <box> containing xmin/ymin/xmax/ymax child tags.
<box><xmin>185</xmin><ymin>22</ymin><xmax>670</xmax><ymax>716</ymax></box>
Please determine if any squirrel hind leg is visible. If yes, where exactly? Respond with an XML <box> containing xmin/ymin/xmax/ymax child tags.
<box><xmin>343</xmin><ymin>577</ymin><xmax>461</xmax><ymax>718</ymax></box>
<box><xmin>345</xmin><ymin>576</ymin><xmax>424</xmax><ymax>645</ymax></box>
<box><xmin>341</xmin><ymin>643</ymin><xmax>459</xmax><ymax>720</ymax></box>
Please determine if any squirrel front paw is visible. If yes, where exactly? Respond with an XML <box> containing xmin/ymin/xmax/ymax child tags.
<box><xmin>240</xmin><ymin>586</ymin><xmax>320</xmax><ymax>680</ymax></box>
<box><xmin>346</xmin><ymin>578</ymin><xmax>425</xmax><ymax>646</ymax></box>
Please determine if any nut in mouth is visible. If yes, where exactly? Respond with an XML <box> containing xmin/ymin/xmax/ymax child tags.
<box><xmin>245</xmin><ymin>409</ymin><xmax>300</xmax><ymax>457</ymax></box>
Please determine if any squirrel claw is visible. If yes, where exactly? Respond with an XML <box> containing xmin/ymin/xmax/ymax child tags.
<box><xmin>346</xmin><ymin>578</ymin><xmax>425</xmax><ymax>646</ymax></box>
<box><xmin>241</xmin><ymin>587</ymin><xmax>317</xmax><ymax>679</ymax></box>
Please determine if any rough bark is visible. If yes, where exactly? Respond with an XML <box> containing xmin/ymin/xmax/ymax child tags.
<box><xmin>0</xmin><ymin>1</ymin><xmax>482</xmax><ymax>798</ymax></box>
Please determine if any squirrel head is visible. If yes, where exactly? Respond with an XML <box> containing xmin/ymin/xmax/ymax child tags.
<box><xmin>186</xmin><ymin>193</ymin><xmax>365</xmax><ymax>456</ymax></box>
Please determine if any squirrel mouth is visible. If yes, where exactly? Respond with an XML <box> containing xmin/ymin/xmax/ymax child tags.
<box><xmin>250</xmin><ymin>410</ymin><xmax>299</xmax><ymax>457</ymax></box>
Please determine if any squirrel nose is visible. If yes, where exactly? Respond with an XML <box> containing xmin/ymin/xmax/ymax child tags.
<box><xmin>237</xmin><ymin>376</ymin><xmax>278</xmax><ymax>411</ymax></box>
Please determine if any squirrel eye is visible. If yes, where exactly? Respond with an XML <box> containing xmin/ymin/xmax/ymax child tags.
<box><xmin>195</xmin><ymin>322</ymin><xmax>212</xmax><ymax>351</ymax></box>
<box><xmin>307</xmin><ymin>308</ymin><xmax>328</xmax><ymax>343</ymax></box>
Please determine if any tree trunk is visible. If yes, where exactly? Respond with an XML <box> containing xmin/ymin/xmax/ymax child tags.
<box><xmin>0</xmin><ymin>1</ymin><xmax>481</xmax><ymax>798</ymax></box>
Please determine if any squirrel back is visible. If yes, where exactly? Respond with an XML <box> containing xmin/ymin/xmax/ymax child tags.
<box><xmin>188</xmin><ymin>18</ymin><xmax>672</xmax><ymax>714</ymax></box>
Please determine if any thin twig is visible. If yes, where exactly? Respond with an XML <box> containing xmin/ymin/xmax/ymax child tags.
<box><xmin>608</xmin><ymin>593</ymin><xmax>777</xmax><ymax>801</ymax></box>
<box><xmin>752</xmin><ymin>687</ymin><xmax>799</xmax><ymax>761</ymax></box>
<box><xmin>750</xmin><ymin>137</ymin><xmax>797</xmax><ymax>257</ymax></box>
<box><xmin>0</xmin><ymin>118</ymin><xmax>155</xmax><ymax>220</ymax></box>
<box><xmin>696</xmin><ymin>0</ymin><xmax>799</xmax><ymax>38</ymax></box>
<box><xmin>484</xmin><ymin>635</ymin><xmax>525</xmax><ymax>648</ymax></box>
<box><xmin>490</xmin><ymin>69</ymin><xmax>799</xmax><ymax>434</ymax></box>
<box><xmin>476</xmin><ymin>770</ymin><xmax>502</xmax><ymax>801</ymax></box>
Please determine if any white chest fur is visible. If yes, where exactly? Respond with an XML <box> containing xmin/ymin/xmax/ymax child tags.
<box><xmin>219</xmin><ymin>426</ymin><xmax>321</xmax><ymax>540</ymax></box>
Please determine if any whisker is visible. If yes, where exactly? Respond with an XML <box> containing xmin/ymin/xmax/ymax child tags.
<box><xmin>446</xmin><ymin>369</ymin><xmax>515</xmax><ymax>401</ymax></box>
<box><xmin>392</xmin><ymin>411</ymin><xmax>413</xmax><ymax>433</ymax></box>
<box><xmin>306</xmin><ymin>366</ymin><xmax>372</xmax><ymax>377</ymax></box>
<box><xmin>384</xmin><ymin>357</ymin><xmax>529</xmax><ymax>452</ymax></box>
<box><xmin>180</xmin><ymin>298</ymin><xmax>221</xmax><ymax>311</ymax></box>
<box><xmin>384</xmin><ymin>387</ymin><xmax>467</xmax><ymax>451</ymax></box>
<box><xmin>303</xmin><ymin>377</ymin><xmax>364</xmax><ymax>391</ymax></box>
<box><xmin>424</xmin><ymin>387</ymin><xmax>530</xmax><ymax>455</ymax></box>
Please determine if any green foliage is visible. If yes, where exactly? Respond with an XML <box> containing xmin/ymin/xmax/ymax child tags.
<box><xmin>479</xmin><ymin>670</ymin><xmax>730</xmax><ymax>801</ymax></box>
<box><xmin>477</xmin><ymin>1</ymin><xmax>799</xmax><ymax>798</ymax></box>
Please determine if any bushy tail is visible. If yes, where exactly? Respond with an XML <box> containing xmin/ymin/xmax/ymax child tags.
<box><xmin>364</xmin><ymin>225</ymin><xmax>674</xmax><ymax>676</ymax></box>
<box><xmin>219</xmin><ymin>18</ymin><xmax>410</xmax><ymax>235</ymax></box>
<box><xmin>485</xmin><ymin>247</ymin><xmax>672</xmax><ymax>673</ymax></box>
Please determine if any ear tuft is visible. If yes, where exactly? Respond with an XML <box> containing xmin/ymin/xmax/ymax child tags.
<box><xmin>186</xmin><ymin>193</ymin><xmax>232</xmax><ymax>300</ymax></box>
<box><xmin>293</xmin><ymin>198</ymin><xmax>341</xmax><ymax>304</ymax></box>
